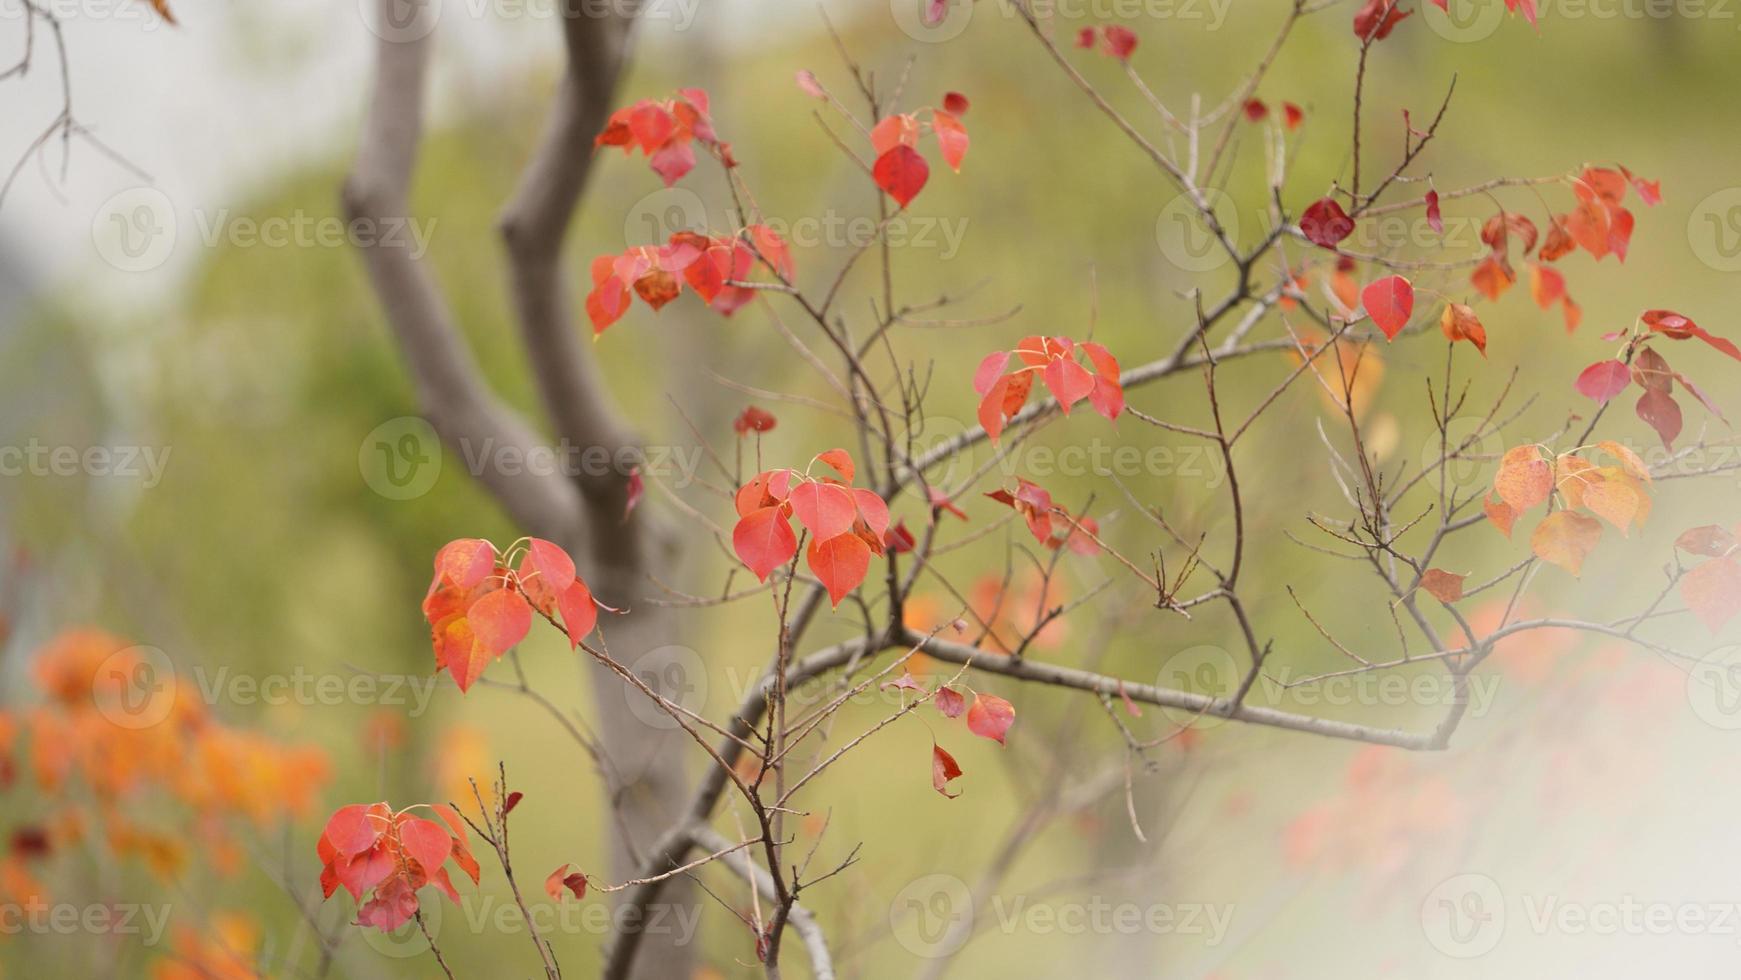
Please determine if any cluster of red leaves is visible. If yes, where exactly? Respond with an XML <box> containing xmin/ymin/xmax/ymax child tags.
<box><xmin>586</xmin><ymin>225</ymin><xmax>793</xmax><ymax>334</ymax></box>
<box><xmin>422</xmin><ymin>538</ymin><xmax>598</xmax><ymax>692</ymax></box>
<box><xmin>0</xmin><ymin>630</ymin><xmax>330</xmax><ymax>901</ymax></box>
<box><xmin>317</xmin><ymin>802</ymin><xmax>478</xmax><ymax>932</ymax></box>
<box><xmin>1242</xmin><ymin>99</ymin><xmax>1304</xmax><ymax>130</ymax></box>
<box><xmin>731</xmin><ymin>449</ymin><xmax>888</xmax><ymax>606</ymax></box>
<box><xmin>974</xmin><ymin>336</ymin><xmax>1123</xmax><ymax>443</ymax></box>
<box><xmin>1576</xmin><ymin>310</ymin><xmax>1737</xmax><ymax>449</ymax></box>
<box><xmin>595</xmin><ymin>88</ymin><xmax>730</xmax><ymax>187</ymax></box>
<box><xmin>984</xmin><ymin>478</ymin><xmax>1100</xmax><ymax>555</ymax></box>
<box><xmin>546</xmin><ymin>862</ymin><xmax>589</xmax><ymax>902</ymax></box>
<box><xmin>870</xmin><ymin>96</ymin><xmax>969</xmax><ymax>209</ymax></box>
<box><xmin>1468</xmin><ymin>209</ymin><xmax>1580</xmax><ymax>332</ymax></box>
<box><xmin>1485</xmin><ymin>442</ymin><xmax>1652</xmax><ymax>575</ymax></box>
<box><xmin>882</xmin><ymin>671</ymin><xmax>1016</xmax><ymax>797</ymax></box>
<box><xmin>1075</xmin><ymin>24</ymin><xmax>1139</xmax><ymax>60</ymax></box>
<box><xmin>1674</xmin><ymin>525</ymin><xmax>1741</xmax><ymax>633</ymax></box>
<box><xmin>1354</xmin><ymin>0</ymin><xmax>1537</xmax><ymax>41</ymax></box>
<box><xmin>733</xmin><ymin>405</ymin><xmax>778</xmax><ymax>435</ymax></box>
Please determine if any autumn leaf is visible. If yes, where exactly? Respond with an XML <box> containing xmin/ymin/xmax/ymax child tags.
<box><xmin>1352</xmin><ymin>0</ymin><xmax>1410</xmax><ymax>39</ymax></box>
<box><xmin>546</xmin><ymin>863</ymin><xmax>588</xmax><ymax>901</ymax></box>
<box><xmin>1439</xmin><ymin>303</ymin><xmax>1487</xmax><ymax>355</ymax></box>
<box><xmin>931</xmin><ymin>742</ymin><xmax>963</xmax><ymax>798</ymax></box>
<box><xmin>1493</xmin><ymin>445</ymin><xmax>1552</xmax><ymax>512</ymax></box>
<box><xmin>1300</xmin><ymin>198</ymin><xmax>1354</xmax><ymax>249</ymax></box>
<box><xmin>1677</xmin><ymin>525</ymin><xmax>1737</xmax><ymax>557</ymax></box>
<box><xmin>1682</xmin><ymin>557</ymin><xmax>1741</xmax><ymax>633</ymax></box>
<box><xmin>965</xmin><ymin>692</ymin><xmax>1015</xmax><ymax>745</ymax></box>
<box><xmin>733</xmin><ymin>506</ymin><xmax>799</xmax><ymax>581</ymax></box>
<box><xmin>1419</xmin><ymin>569</ymin><xmax>1465</xmax><ymax>604</ymax></box>
<box><xmin>807</xmin><ymin>533</ymin><xmax>872</xmax><ymax>607</ymax></box>
<box><xmin>933</xmin><ymin>110</ymin><xmax>969</xmax><ymax>173</ymax></box>
<box><xmin>934</xmin><ymin>686</ymin><xmax>966</xmax><ymax>719</ymax></box>
<box><xmin>1484</xmin><ymin>494</ymin><xmax>1517</xmax><ymax>538</ymax></box>
<box><xmin>1531</xmin><ymin>510</ymin><xmax>1602</xmax><ymax>576</ymax></box>
<box><xmin>734</xmin><ymin>405</ymin><xmax>777</xmax><ymax>434</ymax></box>
<box><xmin>1361</xmin><ymin>275</ymin><xmax>1413</xmax><ymax>340</ymax></box>
<box><xmin>1636</xmin><ymin>387</ymin><xmax>1683</xmax><ymax>448</ymax></box>
<box><xmin>1574</xmin><ymin>360</ymin><xmax>1631</xmax><ymax>404</ymax></box>
<box><xmin>873</xmin><ymin>145</ymin><xmax>929</xmax><ymax>208</ymax></box>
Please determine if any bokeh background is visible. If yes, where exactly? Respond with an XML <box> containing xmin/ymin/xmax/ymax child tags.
<box><xmin>4</xmin><ymin>0</ymin><xmax>1741</xmax><ymax>977</ymax></box>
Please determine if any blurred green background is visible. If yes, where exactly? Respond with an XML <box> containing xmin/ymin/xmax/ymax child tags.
<box><xmin>5</xmin><ymin>1</ymin><xmax>1741</xmax><ymax>977</ymax></box>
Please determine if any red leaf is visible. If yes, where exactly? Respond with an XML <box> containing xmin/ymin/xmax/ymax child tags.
<box><xmin>816</xmin><ymin>448</ymin><xmax>855</xmax><ymax>483</ymax></box>
<box><xmin>931</xmin><ymin>742</ymin><xmax>963</xmax><ymax>798</ymax></box>
<box><xmin>1636</xmin><ymin>388</ymin><xmax>1683</xmax><ymax>449</ymax></box>
<box><xmin>1283</xmin><ymin>102</ymin><xmax>1304</xmax><ymax>131</ymax></box>
<box><xmin>933</xmin><ymin>110</ymin><xmax>969</xmax><ymax>173</ymax></box>
<box><xmin>526</xmin><ymin>538</ymin><xmax>576</xmax><ymax>592</ymax></box>
<box><xmin>1101</xmin><ymin>25</ymin><xmax>1138</xmax><ymax>59</ymax></box>
<box><xmin>469</xmin><ymin>588</ymin><xmax>532</xmax><ymax>656</ymax></box>
<box><xmin>789</xmin><ymin>481</ymin><xmax>857</xmax><ymax>539</ymax></box>
<box><xmin>1361</xmin><ymin>275</ymin><xmax>1413</xmax><ymax>340</ymax></box>
<box><xmin>557</xmin><ymin>578</ymin><xmax>597</xmax><ymax>647</ymax></box>
<box><xmin>733</xmin><ymin>506</ymin><xmax>798</xmax><ymax>581</ymax></box>
<box><xmin>1300</xmin><ymin>198</ymin><xmax>1354</xmax><ymax>249</ymax></box>
<box><xmin>965</xmin><ymin>692</ymin><xmax>1015</xmax><ymax>745</ymax></box>
<box><xmin>1682</xmin><ymin>557</ymin><xmax>1741</xmax><ymax>633</ymax></box>
<box><xmin>546</xmin><ymin>863</ymin><xmax>588</xmax><ymax>901</ymax></box>
<box><xmin>1574</xmin><ymin>360</ymin><xmax>1631</xmax><ymax>404</ymax></box>
<box><xmin>934</xmin><ymin>686</ymin><xmax>965</xmax><ymax>718</ymax></box>
<box><xmin>733</xmin><ymin>405</ymin><xmax>778</xmax><ymax>434</ymax></box>
<box><xmin>1242</xmin><ymin>99</ymin><xmax>1268</xmax><ymax>122</ymax></box>
<box><xmin>873</xmin><ymin>145</ymin><xmax>929</xmax><ymax>208</ymax></box>
<box><xmin>1642</xmin><ymin>310</ymin><xmax>1741</xmax><ymax>363</ymax></box>
<box><xmin>807</xmin><ymin>533</ymin><xmax>872</xmax><ymax>607</ymax></box>
<box><xmin>1439</xmin><ymin>303</ymin><xmax>1487</xmax><ymax>356</ymax></box>
<box><xmin>1677</xmin><ymin>525</ymin><xmax>1736</xmax><ymax>558</ymax></box>
<box><xmin>1425</xmin><ymin>190</ymin><xmax>1443</xmax><ymax>234</ymax></box>
<box><xmin>1353</xmin><ymin>0</ymin><xmax>1411</xmax><ymax>39</ymax></box>
<box><xmin>942</xmin><ymin>91</ymin><xmax>970</xmax><ymax>115</ymax></box>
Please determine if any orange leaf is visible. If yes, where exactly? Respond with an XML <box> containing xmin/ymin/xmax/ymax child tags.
<box><xmin>1682</xmin><ymin>557</ymin><xmax>1741</xmax><ymax>633</ymax></box>
<box><xmin>1530</xmin><ymin>510</ymin><xmax>1602</xmax><ymax>576</ymax></box>
<box><xmin>1419</xmin><ymin>569</ymin><xmax>1465</xmax><ymax>604</ymax></box>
